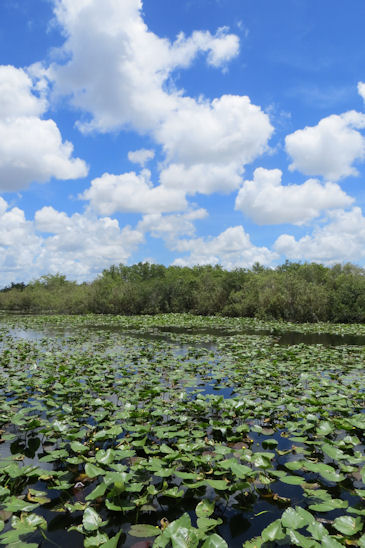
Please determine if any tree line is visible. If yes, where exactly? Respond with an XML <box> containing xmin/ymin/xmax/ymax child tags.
<box><xmin>0</xmin><ymin>261</ymin><xmax>364</xmax><ymax>323</ymax></box>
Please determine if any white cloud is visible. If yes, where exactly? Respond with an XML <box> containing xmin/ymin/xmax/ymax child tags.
<box><xmin>0</xmin><ymin>201</ymin><xmax>42</xmax><ymax>284</ymax></box>
<box><xmin>35</xmin><ymin>206</ymin><xmax>143</xmax><ymax>277</ymax></box>
<box><xmin>170</xmin><ymin>27</ymin><xmax>239</xmax><ymax>69</ymax></box>
<box><xmin>36</xmin><ymin>0</ymin><xmax>272</xmax><ymax>197</ymax></box>
<box><xmin>235</xmin><ymin>167</ymin><xmax>354</xmax><ymax>225</ymax></box>
<box><xmin>157</xmin><ymin>95</ymin><xmax>273</xmax><ymax>194</ymax></box>
<box><xmin>160</xmin><ymin>162</ymin><xmax>243</xmax><ymax>195</ymax></box>
<box><xmin>0</xmin><ymin>200</ymin><xmax>144</xmax><ymax>286</ymax></box>
<box><xmin>274</xmin><ymin>207</ymin><xmax>365</xmax><ymax>264</ymax></box>
<box><xmin>0</xmin><ymin>65</ymin><xmax>46</xmax><ymax>118</ymax></box>
<box><xmin>157</xmin><ymin>95</ymin><xmax>272</xmax><ymax>166</ymax></box>
<box><xmin>0</xmin><ymin>65</ymin><xmax>88</xmax><ymax>191</ymax></box>
<box><xmin>285</xmin><ymin>111</ymin><xmax>365</xmax><ymax>180</ymax></box>
<box><xmin>128</xmin><ymin>148</ymin><xmax>155</xmax><ymax>166</ymax></box>
<box><xmin>358</xmin><ymin>81</ymin><xmax>365</xmax><ymax>102</ymax></box>
<box><xmin>81</xmin><ymin>169</ymin><xmax>187</xmax><ymax>215</ymax></box>
<box><xmin>172</xmin><ymin>226</ymin><xmax>277</xmax><ymax>269</ymax></box>
<box><xmin>138</xmin><ymin>208</ymin><xmax>208</xmax><ymax>242</ymax></box>
<box><xmin>45</xmin><ymin>0</ymin><xmax>240</xmax><ymax>134</ymax></box>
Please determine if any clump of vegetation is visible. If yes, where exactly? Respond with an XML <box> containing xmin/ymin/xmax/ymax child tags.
<box><xmin>1</xmin><ymin>261</ymin><xmax>365</xmax><ymax>322</ymax></box>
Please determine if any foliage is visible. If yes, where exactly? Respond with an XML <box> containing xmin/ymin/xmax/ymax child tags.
<box><xmin>0</xmin><ymin>261</ymin><xmax>365</xmax><ymax>322</ymax></box>
<box><xmin>0</xmin><ymin>314</ymin><xmax>364</xmax><ymax>546</ymax></box>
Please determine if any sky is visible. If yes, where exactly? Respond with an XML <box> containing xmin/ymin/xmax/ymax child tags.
<box><xmin>1</xmin><ymin>0</ymin><xmax>365</xmax><ymax>285</ymax></box>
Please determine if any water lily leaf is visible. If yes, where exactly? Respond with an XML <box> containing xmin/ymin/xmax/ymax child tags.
<box><xmin>163</xmin><ymin>487</ymin><xmax>184</xmax><ymax>498</ymax></box>
<box><xmin>201</xmin><ymin>533</ymin><xmax>228</xmax><ymax>547</ymax></box>
<box><xmin>205</xmin><ymin>479</ymin><xmax>228</xmax><ymax>490</ymax></box>
<box><xmin>261</xmin><ymin>519</ymin><xmax>285</xmax><ymax>542</ymax></box>
<box><xmin>26</xmin><ymin>488</ymin><xmax>51</xmax><ymax>505</ymax></box>
<box><xmin>84</xmin><ymin>532</ymin><xmax>109</xmax><ymax>547</ymax></box>
<box><xmin>280</xmin><ymin>475</ymin><xmax>305</xmax><ymax>485</ymax></box>
<box><xmin>285</xmin><ymin>461</ymin><xmax>303</xmax><ymax>471</ymax></box>
<box><xmin>333</xmin><ymin>515</ymin><xmax>363</xmax><ymax>536</ymax></box>
<box><xmin>86</xmin><ymin>482</ymin><xmax>108</xmax><ymax>501</ymax></box>
<box><xmin>197</xmin><ymin>517</ymin><xmax>222</xmax><ymax>532</ymax></box>
<box><xmin>320</xmin><ymin>470</ymin><xmax>345</xmax><ymax>483</ymax></box>
<box><xmin>242</xmin><ymin>537</ymin><xmax>263</xmax><ymax>548</ymax></box>
<box><xmin>308</xmin><ymin>499</ymin><xmax>348</xmax><ymax>512</ymax></box>
<box><xmin>347</xmin><ymin>506</ymin><xmax>365</xmax><ymax>516</ymax></box>
<box><xmin>316</xmin><ymin>422</ymin><xmax>333</xmax><ymax>436</ymax></box>
<box><xmin>249</xmin><ymin>454</ymin><xmax>270</xmax><ymax>469</ymax></box>
<box><xmin>96</xmin><ymin>449</ymin><xmax>114</xmax><ymax>465</ymax></box>
<box><xmin>262</xmin><ymin>439</ymin><xmax>278</xmax><ymax>449</ymax></box>
<box><xmin>314</xmin><ymin>466</ymin><xmax>345</xmax><ymax>483</ymax></box>
<box><xmin>99</xmin><ymin>530</ymin><xmax>123</xmax><ymax>547</ymax></box>
<box><xmin>221</xmin><ymin>460</ymin><xmax>252</xmax><ymax>479</ymax></box>
<box><xmin>129</xmin><ymin>524</ymin><xmax>161</xmax><ymax>537</ymax></box>
<box><xmin>307</xmin><ymin>521</ymin><xmax>329</xmax><ymax>541</ymax></box>
<box><xmin>174</xmin><ymin>471</ymin><xmax>199</xmax><ymax>480</ymax></box>
<box><xmin>154</xmin><ymin>513</ymin><xmax>200</xmax><ymax>548</ymax></box>
<box><xmin>196</xmin><ymin>499</ymin><xmax>215</xmax><ymax>518</ymax></box>
<box><xmin>83</xmin><ymin>507</ymin><xmax>104</xmax><ymax>531</ymax></box>
<box><xmin>170</xmin><ymin>526</ymin><xmax>200</xmax><ymax>548</ymax></box>
<box><xmin>21</xmin><ymin>514</ymin><xmax>47</xmax><ymax>529</ymax></box>
<box><xmin>0</xmin><ymin>528</ymin><xmax>39</xmax><ymax>547</ymax></box>
<box><xmin>85</xmin><ymin>463</ymin><xmax>106</xmax><ymax>478</ymax></box>
<box><xmin>321</xmin><ymin>536</ymin><xmax>348</xmax><ymax>548</ymax></box>
<box><xmin>2</xmin><ymin>497</ymin><xmax>39</xmax><ymax>513</ymax></box>
<box><xmin>321</xmin><ymin>443</ymin><xmax>346</xmax><ymax>460</ymax></box>
<box><xmin>288</xmin><ymin>528</ymin><xmax>320</xmax><ymax>547</ymax></box>
<box><xmin>71</xmin><ymin>441</ymin><xmax>88</xmax><ymax>453</ymax></box>
<box><xmin>281</xmin><ymin>507</ymin><xmax>314</xmax><ymax>529</ymax></box>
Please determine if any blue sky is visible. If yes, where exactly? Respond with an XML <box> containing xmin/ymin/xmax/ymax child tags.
<box><xmin>1</xmin><ymin>0</ymin><xmax>365</xmax><ymax>285</ymax></box>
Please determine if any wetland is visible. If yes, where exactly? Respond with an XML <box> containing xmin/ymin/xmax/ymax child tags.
<box><xmin>0</xmin><ymin>314</ymin><xmax>364</xmax><ymax>547</ymax></box>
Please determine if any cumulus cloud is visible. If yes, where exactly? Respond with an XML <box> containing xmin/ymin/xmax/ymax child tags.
<box><xmin>0</xmin><ymin>200</ymin><xmax>42</xmax><ymax>284</ymax></box>
<box><xmin>160</xmin><ymin>163</ymin><xmax>243</xmax><ymax>195</ymax></box>
<box><xmin>0</xmin><ymin>199</ymin><xmax>144</xmax><ymax>286</ymax></box>
<box><xmin>285</xmin><ymin>111</ymin><xmax>365</xmax><ymax>180</ymax></box>
<box><xmin>35</xmin><ymin>206</ymin><xmax>143</xmax><ymax>276</ymax></box>
<box><xmin>274</xmin><ymin>207</ymin><xmax>365</xmax><ymax>264</ymax></box>
<box><xmin>0</xmin><ymin>65</ymin><xmax>88</xmax><ymax>191</ymax></box>
<box><xmin>138</xmin><ymin>208</ymin><xmax>208</xmax><ymax>242</ymax></box>
<box><xmin>0</xmin><ymin>65</ymin><xmax>46</xmax><ymax>118</ymax></box>
<box><xmin>235</xmin><ymin>167</ymin><xmax>354</xmax><ymax>225</ymax></box>
<box><xmin>172</xmin><ymin>226</ymin><xmax>277</xmax><ymax>269</ymax></box>
<box><xmin>35</xmin><ymin>0</ymin><xmax>272</xmax><ymax>197</ymax></box>
<box><xmin>128</xmin><ymin>149</ymin><xmax>155</xmax><ymax>166</ymax></box>
<box><xmin>45</xmin><ymin>0</ymin><xmax>240</xmax><ymax>134</ymax></box>
<box><xmin>358</xmin><ymin>82</ymin><xmax>365</xmax><ymax>102</ymax></box>
<box><xmin>157</xmin><ymin>95</ymin><xmax>273</xmax><ymax>194</ymax></box>
<box><xmin>81</xmin><ymin>169</ymin><xmax>187</xmax><ymax>215</ymax></box>
<box><xmin>157</xmin><ymin>95</ymin><xmax>271</xmax><ymax>166</ymax></box>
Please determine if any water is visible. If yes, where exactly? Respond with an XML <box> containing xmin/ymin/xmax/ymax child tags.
<box><xmin>5</xmin><ymin>322</ymin><xmax>365</xmax><ymax>346</ymax></box>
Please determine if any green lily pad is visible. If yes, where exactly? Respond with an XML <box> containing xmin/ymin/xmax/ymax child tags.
<box><xmin>333</xmin><ymin>515</ymin><xmax>363</xmax><ymax>536</ymax></box>
<box><xmin>261</xmin><ymin>519</ymin><xmax>285</xmax><ymax>542</ymax></box>
<box><xmin>129</xmin><ymin>524</ymin><xmax>161</xmax><ymax>537</ymax></box>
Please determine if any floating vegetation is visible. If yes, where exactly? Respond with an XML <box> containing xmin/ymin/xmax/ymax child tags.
<box><xmin>0</xmin><ymin>314</ymin><xmax>364</xmax><ymax>547</ymax></box>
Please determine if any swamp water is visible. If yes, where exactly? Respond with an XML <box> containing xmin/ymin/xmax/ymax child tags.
<box><xmin>0</xmin><ymin>314</ymin><xmax>364</xmax><ymax>547</ymax></box>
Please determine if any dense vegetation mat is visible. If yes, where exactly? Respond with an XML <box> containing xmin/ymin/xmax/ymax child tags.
<box><xmin>0</xmin><ymin>315</ymin><xmax>364</xmax><ymax>547</ymax></box>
